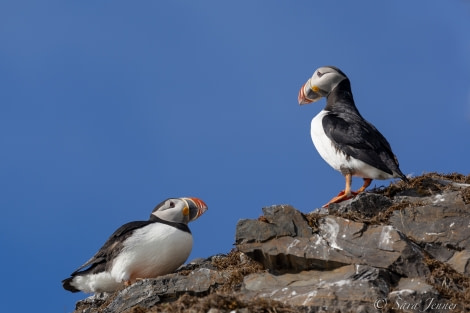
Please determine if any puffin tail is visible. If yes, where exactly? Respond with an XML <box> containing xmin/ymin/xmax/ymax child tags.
<box><xmin>62</xmin><ymin>277</ymin><xmax>80</xmax><ymax>293</ymax></box>
<box><xmin>398</xmin><ymin>170</ymin><xmax>409</xmax><ymax>183</ymax></box>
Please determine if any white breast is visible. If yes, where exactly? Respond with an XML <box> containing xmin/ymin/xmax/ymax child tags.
<box><xmin>70</xmin><ymin>223</ymin><xmax>193</xmax><ymax>293</ymax></box>
<box><xmin>311</xmin><ymin>110</ymin><xmax>346</xmax><ymax>172</ymax></box>
<box><xmin>111</xmin><ymin>223</ymin><xmax>193</xmax><ymax>282</ymax></box>
<box><xmin>310</xmin><ymin>110</ymin><xmax>394</xmax><ymax>179</ymax></box>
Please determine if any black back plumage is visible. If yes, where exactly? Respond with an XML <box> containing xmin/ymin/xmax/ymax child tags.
<box><xmin>62</xmin><ymin>217</ymin><xmax>190</xmax><ymax>292</ymax></box>
<box><xmin>322</xmin><ymin>79</ymin><xmax>406</xmax><ymax>180</ymax></box>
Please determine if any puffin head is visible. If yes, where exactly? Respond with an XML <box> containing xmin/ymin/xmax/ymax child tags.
<box><xmin>298</xmin><ymin>66</ymin><xmax>348</xmax><ymax>105</ymax></box>
<box><xmin>150</xmin><ymin>197</ymin><xmax>208</xmax><ymax>224</ymax></box>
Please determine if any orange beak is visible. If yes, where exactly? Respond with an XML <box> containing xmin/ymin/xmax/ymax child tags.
<box><xmin>184</xmin><ymin>197</ymin><xmax>208</xmax><ymax>221</ymax></box>
<box><xmin>298</xmin><ymin>83</ymin><xmax>314</xmax><ymax>105</ymax></box>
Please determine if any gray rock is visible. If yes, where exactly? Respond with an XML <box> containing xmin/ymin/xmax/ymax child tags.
<box><xmin>446</xmin><ymin>250</ymin><xmax>470</xmax><ymax>275</ymax></box>
<box><xmin>235</xmin><ymin>204</ymin><xmax>313</xmax><ymax>244</ymax></box>
<box><xmin>243</xmin><ymin>264</ymin><xmax>393</xmax><ymax>312</ymax></box>
<box><xmin>105</xmin><ymin>268</ymin><xmax>226</xmax><ymax>312</ymax></box>
<box><xmin>389</xmin><ymin>190</ymin><xmax>470</xmax><ymax>274</ymax></box>
<box><xmin>388</xmin><ymin>278</ymin><xmax>457</xmax><ymax>313</ymax></box>
<box><xmin>74</xmin><ymin>293</ymin><xmax>108</xmax><ymax>313</ymax></box>
<box><xmin>328</xmin><ymin>192</ymin><xmax>393</xmax><ymax>217</ymax></box>
<box><xmin>237</xmin><ymin>207</ymin><xmax>429</xmax><ymax>278</ymax></box>
<box><xmin>103</xmin><ymin>282</ymin><xmax>161</xmax><ymax>313</ymax></box>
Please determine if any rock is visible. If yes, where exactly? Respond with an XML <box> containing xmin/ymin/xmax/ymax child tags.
<box><xmin>389</xmin><ymin>191</ymin><xmax>470</xmax><ymax>248</ymax></box>
<box><xmin>103</xmin><ymin>267</ymin><xmax>227</xmax><ymax>313</ymax></box>
<box><xmin>74</xmin><ymin>293</ymin><xmax>108</xmax><ymax>313</ymax></box>
<box><xmin>388</xmin><ymin>278</ymin><xmax>454</xmax><ymax>313</ymax></box>
<box><xmin>389</xmin><ymin>189</ymin><xmax>470</xmax><ymax>274</ymax></box>
<box><xmin>235</xmin><ymin>204</ymin><xmax>313</xmax><ymax>244</ymax></box>
<box><xmin>328</xmin><ymin>192</ymin><xmax>393</xmax><ymax>217</ymax></box>
<box><xmin>237</xmin><ymin>207</ymin><xmax>429</xmax><ymax>278</ymax></box>
<box><xmin>447</xmin><ymin>250</ymin><xmax>470</xmax><ymax>274</ymax></box>
<box><xmin>68</xmin><ymin>173</ymin><xmax>470</xmax><ymax>313</ymax></box>
<box><xmin>243</xmin><ymin>264</ymin><xmax>394</xmax><ymax>311</ymax></box>
<box><xmin>103</xmin><ymin>283</ymin><xmax>161</xmax><ymax>313</ymax></box>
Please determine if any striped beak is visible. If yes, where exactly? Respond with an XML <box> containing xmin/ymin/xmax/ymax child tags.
<box><xmin>298</xmin><ymin>81</ymin><xmax>323</xmax><ymax>105</ymax></box>
<box><xmin>183</xmin><ymin>197</ymin><xmax>208</xmax><ymax>222</ymax></box>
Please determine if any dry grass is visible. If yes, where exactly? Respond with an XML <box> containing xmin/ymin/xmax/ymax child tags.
<box><xmin>375</xmin><ymin>172</ymin><xmax>470</xmax><ymax>198</ymax></box>
<box><xmin>303</xmin><ymin>211</ymin><xmax>323</xmax><ymax>232</ymax></box>
<box><xmin>424</xmin><ymin>254</ymin><xmax>470</xmax><ymax>312</ymax></box>
<box><xmin>304</xmin><ymin>196</ymin><xmax>425</xmax><ymax>229</ymax></box>
<box><xmin>462</xmin><ymin>187</ymin><xmax>470</xmax><ymax>204</ymax></box>
<box><xmin>211</xmin><ymin>249</ymin><xmax>265</xmax><ymax>292</ymax></box>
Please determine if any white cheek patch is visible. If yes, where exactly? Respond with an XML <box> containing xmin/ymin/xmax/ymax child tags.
<box><xmin>309</xmin><ymin>71</ymin><xmax>345</xmax><ymax>94</ymax></box>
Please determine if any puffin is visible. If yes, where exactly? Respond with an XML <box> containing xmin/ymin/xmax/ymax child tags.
<box><xmin>298</xmin><ymin>66</ymin><xmax>407</xmax><ymax>207</ymax></box>
<box><xmin>62</xmin><ymin>197</ymin><xmax>208</xmax><ymax>293</ymax></box>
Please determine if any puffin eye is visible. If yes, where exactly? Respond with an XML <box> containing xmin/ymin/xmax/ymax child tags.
<box><xmin>317</xmin><ymin>71</ymin><xmax>324</xmax><ymax>77</ymax></box>
<box><xmin>168</xmin><ymin>201</ymin><xmax>175</xmax><ymax>208</ymax></box>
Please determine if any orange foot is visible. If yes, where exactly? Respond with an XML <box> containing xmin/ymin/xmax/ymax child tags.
<box><xmin>322</xmin><ymin>190</ymin><xmax>359</xmax><ymax>208</ymax></box>
<box><xmin>124</xmin><ymin>278</ymin><xmax>146</xmax><ymax>287</ymax></box>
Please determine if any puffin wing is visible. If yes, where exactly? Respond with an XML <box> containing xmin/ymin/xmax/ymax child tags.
<box><xmin>69</xmin><ymin>220</ymin><xmax>154</xmax><ymax>276</ymax></box>
<box><xmin>322</xmin><ymin>112</ymin><xmax>398</xmax><ymax>175</ymax></box>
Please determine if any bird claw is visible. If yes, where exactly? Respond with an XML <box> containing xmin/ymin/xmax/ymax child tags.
<box><xmin>322</xmin><ymin>190</ymin><xmax>359</xmax><ymax>208</ymax></box>
<box><xmin>124</xmin><ymin>278</ymin><xmax>145</xmax><ymax>287</ymax></box>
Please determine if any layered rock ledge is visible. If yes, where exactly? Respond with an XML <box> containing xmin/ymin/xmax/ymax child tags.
<box><xmin>70</xmin><ymin>173</ymin><xmax>470</xmax><ymax>313</ymax></box>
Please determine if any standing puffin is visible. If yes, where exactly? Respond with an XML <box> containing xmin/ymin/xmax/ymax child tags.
<box><xmin>298</xmin><ymin>66</ymin><xmax>407</xmax><ymax>207</ymax></box>
<box><xmin>62</xmin><ymin>197</ymin><xmax>207</xmax><ymax>293</ymax></box>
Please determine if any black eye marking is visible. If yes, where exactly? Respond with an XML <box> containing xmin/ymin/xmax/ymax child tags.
<box><xmin>317</xmin><ymin>71</ymin><xmax>325</xmax><ymax>77</ymax></box>
<box><xmin>169</xmin><ymin>201</ymin><xmax>175</xmax><ymax>208</ymax></box>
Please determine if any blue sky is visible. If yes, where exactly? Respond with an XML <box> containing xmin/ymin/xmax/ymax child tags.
<box><xmin>1</xmin><ymin>1</ymin><xmax>469</xmax><ymax>312</ymax></box>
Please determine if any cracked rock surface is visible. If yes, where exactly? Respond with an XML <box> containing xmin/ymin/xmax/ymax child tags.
<box><xmin>70</xmin><ymin>173</ymin><xmax>470</xmax><ymax>313</ymax></box>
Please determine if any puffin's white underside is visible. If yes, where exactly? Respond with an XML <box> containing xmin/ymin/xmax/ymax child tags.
<box><xmin>311</xmin><ymin>110</ymin><xmax>395</xmax><ymax>180</ymax></box>
<box><xmin>70</xmin><ymin>223</ymin><xmax>193</xmax><ymax>293</ymax></box>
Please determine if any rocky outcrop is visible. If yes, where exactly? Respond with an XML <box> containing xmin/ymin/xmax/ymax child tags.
<box><xmin>70</xmin><ymin>173</ymin><xmax>470</xmax><ymax>313</ymax></box>
<box><xmin>236</xmin><ymin>205</ymin><xmax>429</xmax><ymax>278</ymax></box>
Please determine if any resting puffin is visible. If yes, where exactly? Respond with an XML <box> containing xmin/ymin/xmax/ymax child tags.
<box><xmin>298</xmin><ymin>66</ymin><xmax>407</xmax><ymax>207</ymax></box>
<box><xmin>62</xmin><ymin>197</ymin><xmax>207</xmax><ymax>293</ymax></box>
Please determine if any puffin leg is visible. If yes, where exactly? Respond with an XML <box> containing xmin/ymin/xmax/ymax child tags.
<box><xmin>323</xmin><ymin>173</ymin><xmax>354</xmax><ymax>207</ymax></box>
<box><xmin>355</xmin><ymin>178</ymin><xmax>372</xmax><ymax>194</ymax></box>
